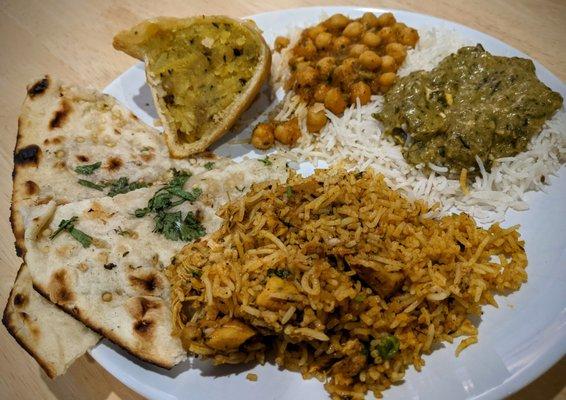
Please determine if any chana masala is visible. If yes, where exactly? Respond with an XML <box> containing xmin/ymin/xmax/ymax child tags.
<box><xmin>251</xmin><ymin>12</ymin><xmax>419</xmax><ymax>150</ymax></box>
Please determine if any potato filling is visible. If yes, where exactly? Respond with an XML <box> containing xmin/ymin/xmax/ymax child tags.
<box><xmin>144</xmin><ymin>20</ymin><xmax>262</xmax><ymax>143</ymax></box>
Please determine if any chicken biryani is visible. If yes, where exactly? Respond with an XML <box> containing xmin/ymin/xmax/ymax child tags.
<box><xmin>167</xmin><ymin>168</ymin><xmax>527</xmax><ymax>399</ymax></box>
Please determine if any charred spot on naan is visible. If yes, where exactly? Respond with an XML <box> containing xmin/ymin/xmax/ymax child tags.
<box><xmin>106</xmin><ymin>156</ymin><xmax>123</xmax><ymax>171</ymax></box>
<box><xmin>24</xmin><ymin>180</ymin><xmax>39</xmax><ymax>197</ymax></box>
<box><xmin>49</xmin><ymin>100</ymin><xmax>72</xmax><ymax>130</ymax></box>
<box><xmin>43</xmin><ymin>136</ymin><xmax>64</xmax><ymax>146</ymax></box>
<box><xmin>76</xmin><ymin>154</ymin><xmax>90</xmax><ymax>162</ymax></box>
<box><xmin>27</xmin><ymin>76</ymin><xmax>50</xmax><ymax>98</ymax></box>
<box><xmin>13</xmin><ymin>293</ymin><xmax>28</xmax><ymax>308</ymax></box>
<box><xmin>133</xmin><ymin>319</ymin><xmax>154</xmax><ymax>339</ymax></box>
<box><xmin>128</xmin><ymin>271</ymin><xmax>164</xmax><ymax>295</ymax></box>
<box><xmin>14</xmin><ymin>144</ymin><xmax>41</xmax><ymax>167</ymax></box>
<box><xmin>48</xmin><ymin>270</ymin><xmax>75</xmax><ymax>305</ymax></box>
<box><xmin>126</xmin><ymin>297</ymin><xmax>163</xmax><ymax>321</ymax></box>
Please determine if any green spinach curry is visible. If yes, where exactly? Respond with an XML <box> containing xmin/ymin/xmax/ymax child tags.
<box><xmin>377</xmin><ymin>45</ymin><xmax>563</xmax><ymax>174</ymax></box>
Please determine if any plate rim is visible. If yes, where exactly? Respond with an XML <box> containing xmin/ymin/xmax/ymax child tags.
<box><xmin>91</xmin><ymin>6</ymin><xmax>566</xmax><ymax>400</ymax></box>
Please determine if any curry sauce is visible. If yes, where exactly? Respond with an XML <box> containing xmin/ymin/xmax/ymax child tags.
<box><xmin>378</xmin><ymin>45</ymin><xmax>563</xmax><ymax>173</ymax></box>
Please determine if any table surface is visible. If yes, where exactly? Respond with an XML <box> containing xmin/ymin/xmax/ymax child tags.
<box><xmin>0</xmin><ymin>0</ymin><xmax>564</xmax><ymax>399</ymax></box>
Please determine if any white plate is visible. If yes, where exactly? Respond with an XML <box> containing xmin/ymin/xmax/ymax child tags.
<box><xmin>92</xmin><ymin>6</ymin><xmax>566</xmax><ymax>400</ymax></box>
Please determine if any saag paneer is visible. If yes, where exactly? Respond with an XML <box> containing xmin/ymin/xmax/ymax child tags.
<box><xmin>377</xmin><ymin>45</ymin><xmax>563</xmax><ymax>173</ymax></box>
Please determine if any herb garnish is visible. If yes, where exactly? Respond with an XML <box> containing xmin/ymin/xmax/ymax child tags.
<box><xmin>374</xmin><ymin>335</ymin><xmax>400</xmax><ymax>360</ymax></box>
<box><xmin>75</xmin><ymin>161</ymin><xmax>101</xmax><ymax>175</ymax></box>
<box><xmin>267</xmin><ymin>268</ymin><xmax>292</xmax><ymax>279</ymax></box>
<box><xmin>258</xmin><ymin>156</ymin><xmax>272</xmax><ymax>166</ymax></box>
<box><xmin>134</xmin><ymin>170</ymin><xmax>206</xmax><ymax>242</ymax></box>
<box><xmin>50</xmin><ymin>216</ymin><xmax>93</xmax><ymax>248</ymax></box>
<box><xmin>78</xmin><ymin>179</ymin><xmax>105</xmax><ymax>191</ymax></box>
<box><xmin>77</xmin><ymin>176</ymin><xmax>149</xmax><ymax>197</ymax></box>
<box><xmin>107</xmin><ymin>177</ymin><xmax>149</xmax><ymax>197</ymax></box>
<box><xmin>204</xmin><ymin>162</ymin><xmax>215</xmax><ymax>170</ymax></box>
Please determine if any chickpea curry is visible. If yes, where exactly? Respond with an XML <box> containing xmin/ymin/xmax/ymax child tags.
<box><xmin>251</xmin><ymin>12</ymin><xmax>419</xmax><ymax>150</ymax></box>
<box><xmin>378</xmin><ymin>45</ymin><xmax>563</xmax><ymax>174</ymax></box>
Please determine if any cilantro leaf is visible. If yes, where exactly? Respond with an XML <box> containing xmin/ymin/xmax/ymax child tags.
<box><xmin>107</xmin><ymin>177</ymin><xmax>149</xmax><ymax>197</ymax></box>
<box><xmin>78</xmin><ymin>179</ymin><xmax>105</xmax><ymax>191</ymax></box>
<box><xmin>75</xmin><ymin>161</ymin><xmax>101</xmax><ymax>175</ymax></box>
<box><xmin>258</xmin><ymin>156</ymin><xmax>272</xmax><ymax>166</ymax></box>
<box><xmin>204</xmin><ymin>162</ymin><xmax>215</xmax><ymax>170</ymax></box>
<box><xmin>49</xmin><ymin>216</ymin><xmax>92</xmax><ymax>248</ymax></box>
<box><xmin>134</xmin><ymin>170</ymin><xmax>205</xmax><ymax>242</ymax></box>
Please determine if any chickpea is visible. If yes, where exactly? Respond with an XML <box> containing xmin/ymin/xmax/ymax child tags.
<box><xmin>274</xmin><ymin>36</ymin><xmax>290</xmax><ymax>52</ymax></box>
<box><xmin>315</xmin><ymin>31</ymin><xmax>333</xmax><ymax>50</ymax></box>
<box><xmin>359</xmin><ymin>50</ymin><xmax>381</xmax><ymax>71</ymax></box>
<box><xmin>295</xmin><ymin>38</ymin><xmax>317</xmax><ymax>60</ymax></box>
<box><xmin>378</xmin><ymin>27</ymin><xmax>396</xmax><ymax>44</ymax></box>
<box><xmin>306</xmin><ymin>104</ymin><xmax>328</xmax><ymax>133</ymax></box>
<box><xmin>380</xmin><ymin>55</ymin><xmax>397</xmax><ymax>72</ymax></box>
<box><xmin>306</xmin><ymin>25</ymin><xmax>327</xmax><ymax>40</ymax></box>
<box><xmin>316</xmin><ymin>56</ymin><xmax>336</xmax><ymax>79</ymax></box>
<box><xmin>343</xmin><ymin>21</ymin><xmax>364</xmax><ymax>38</ymax></box>
<box><xmin>314</xmin><ymin>83</ymin><xmax>331</xmax><ymax>102</ymax></box>
<box><xmin>251</xmin><ymin>123</ymin><xmax>275</xmax><ymax>149</ymax></box>
<box><xmin>398</xmin><ymin>27</ymin><xmax>419</xmax><ymax>47</ymax></box>
<box><xmin>325</xmin><ymin>13</ymin><xmax>350</xmax><ymax>31</ymax></box>
<box><xmin>295</xmin><ymin>66</ymin><xmax>318</xmax><ymax>87</ymax></box>
<box><xmin>361</xmin><ymin>31</ymin><xmax>381</xmax><ymax>47</ymax></box>
<box><xmin>332</xmin><ymin>36</ymin><xmax>351</xmax><ymax>52</ymax></box>
<box><xmin>342</xmin><ymin>57</ymin><xmax>358</xmax><ymax>70</ymax></box>
<box><xmin>350</xmin><ymin>81</ymin><xmax>372</xmax><ymax>105</ymax></box>
<box><xmin>332</xmin><ymin>62</ymin><xmax>357</xmax><ymax>88</ymax></box>
<box><xmin>274</xmin><ymin>118</ymin><xmax>301</xmax><ymax>145</ymax></box>
<box><xmin>361</xmin><ymin>12</ymin><xmax>379</xmax><ymax>28</ymax></box>
<box><xmin>378</xmin><ymin>72</ymin><xmax>397</xmax><ymax>89</ymax></box>
<box><xmin>385</xmin><ymin>42</ymin><xmax>407</xmax><ymax>64</ymax></box>
<box><xmin>349</xmin><ymin>43</ymin><xmax>368</xmax><ymax>57</ymax></box>
<box><xmin>324</xmin><ymin>87</ymin><xmax>347</xmax><ymax>115</ymax></box>
<box><xmin>377</xmin><ymin>12</ymin><xmax>396</xmax><ymax>27</ymax></box>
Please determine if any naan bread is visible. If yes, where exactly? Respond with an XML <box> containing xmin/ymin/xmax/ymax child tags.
<box><xmin>11</xmin><ymin>76</ymin><xmax>211</xmax><ymax>257</ymax></box>
<box><xmin>23</xmin><ymin>158</ymin><xmax>288</xmax><ymax>368</ymax></box>
<box><xmin>3</xmin><ymin>264</ymin><xmax>100</xmax><ymax>378</ymax></box>
<box><xmin>7</xmin><ymin>76</ymin><xmax>217</xmax><ymax>375</ymax></box>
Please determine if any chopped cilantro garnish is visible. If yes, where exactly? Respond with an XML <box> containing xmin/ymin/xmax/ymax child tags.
<box><xmin>50</xmin><ymin>216</ymin><xmax>92</xmax><ymax>248</ymax></box>
<box><xmin>258</xmin><ymin>156</ymin><xmax>272</xmax><ymax>166</ymax></box>
<box><xmin>74</xmin><ymin>161</ymin><xmax>101</xmax><ymax>175</ymax></box>
<box><xmin>134</xmin><ymin>170</ymin><xmax>205</xmax><ymax>242</ymax></box>
<box><xmin>78</xmin><ymin>179</ymin><xmax>105</xmax><ymax>191</ymax></box>
<box><xmin>107</xmin><ymin>177</ymin><xmax>149</xmax><ymax>197</ymax></box>
<box><xmin>204</xmin><ymin>162</ymin><xmax>215</xmax><ymax>170</ymax></box>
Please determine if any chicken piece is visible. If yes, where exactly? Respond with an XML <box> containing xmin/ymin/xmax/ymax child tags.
<box><xmin>330</xmin><ymin>354</ymin><xmax>367</xmax><ymax>377</ymax></box>
<box><xmin>349</xmin><ymin>261</ymin><xmax>404</xmax><ymax>298</ymax></box>
<box><xmin>256</xmin><ymin>276</ymin><xmax>299</xmax><ymax>310</ymax></box>
<box><xmin>206</xmin><ymin>320</ymin><xmax>256</xmax><ymax>351</ymax></box>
